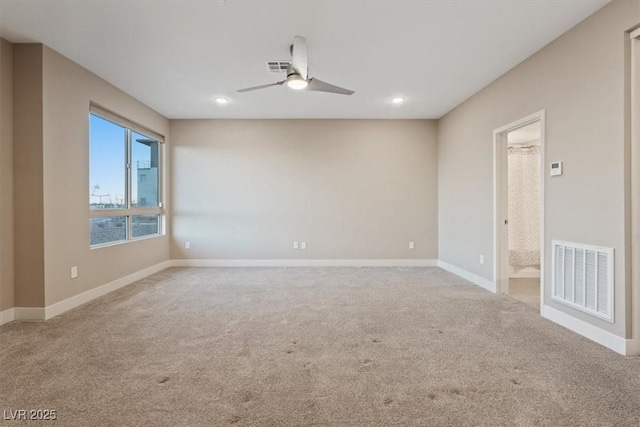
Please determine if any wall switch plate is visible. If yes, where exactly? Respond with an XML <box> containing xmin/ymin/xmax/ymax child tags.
<box><xmin>409</xmin><ymin>241</ymin><xmax>415</xmax><ymax>250</ymax></box>
<box><xmin>301</xmin><ymin>242</ymin><xmax>307</xmax><ymax>250</ymax></box>
<box><xmin>293</xmin><ymin>242</ymin><xmax>299</xmax><ymax>249</ymax></box>
<box><xmin>479</xmin><ymin>255</ymin><xmax>484</xmax><ymax>265</ymax></box>
<box><xmin>71</xmin><ymin>266</ymin><xmax>78</xmax><ymax>279</ymax></box>
<box><xmin>185</xmin><ymin>241</ymin><xmax>191</xmax><ymax>249</ymax></box>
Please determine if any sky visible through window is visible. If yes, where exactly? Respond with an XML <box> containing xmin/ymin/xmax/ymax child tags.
<box><xmin>89</xmin><ymin>114</ymin><xmax>154</xmax><ymax>208</ymax></box>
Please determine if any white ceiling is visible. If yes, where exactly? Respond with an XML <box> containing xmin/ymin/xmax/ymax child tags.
<box><xmin>0</xmin><ymin>0</ymin><xmax>609</xmax><ymax>119</ymax></box>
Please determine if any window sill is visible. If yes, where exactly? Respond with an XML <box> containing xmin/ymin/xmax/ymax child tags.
<box><xmin>90</xmin><ymin>233</ymin><xmax>165</xmax><ymax>250</ymax></box>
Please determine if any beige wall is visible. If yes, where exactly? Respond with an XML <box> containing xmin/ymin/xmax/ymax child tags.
<box><xmin>8</xmin><ymin>43</ymin><xmax>171</xmax><ymax>308</ymax></box>
<box><xmin>40</xmin><ymin>46</ymin><xmax>170</xmax><ymax>306</ymax></box>
<box><xmin>438</xmin><ymin>0</ymin><xmax>640</xmax><ymax>338</ymax></box>
<box><xmin>0</xmin><ymin>39</ymin><xmax>14</xmax><ymax>311</ymax></box>
<box><xmin>170</xmin><ymin>120</ymin><xmax>438</xmax><ymax>260</ymax></box>
<box><xmin>13</xmin><ymin>44</ymin><xmax>45</xmax><ymax>307</ymax></box>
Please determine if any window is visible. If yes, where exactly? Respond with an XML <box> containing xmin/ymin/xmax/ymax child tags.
<box><xmin>89</xmin><ymin>106</ymin><xmax>164</xmax><ymax>247</ymax></box>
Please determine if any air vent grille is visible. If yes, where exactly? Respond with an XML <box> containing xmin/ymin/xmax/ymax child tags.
<box><xmin>552</xmin><ymin>240</ymin><xmax>613</xmax><ymax>321</ymax></box>
<box><xmin>266</xmin><ymin>60</ymin><xmax>291</xmax><ymax>73</ymax></box>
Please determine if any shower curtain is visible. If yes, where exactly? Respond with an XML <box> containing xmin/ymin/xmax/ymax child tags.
<box><xmin>508</xmin><ymin>145</ymin><xmax>540</xmax><ymax>267</ymax></box>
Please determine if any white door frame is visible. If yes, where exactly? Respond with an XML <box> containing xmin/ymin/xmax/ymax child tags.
<box><xmin>629</xmin><ymin>29</ymin><xmax>640</xmax><ymax>355</ymax></box>
<box><xmin>493</xmin><ymin>110</ymin><xmax>546</xmax><ymax>313</ymax></box>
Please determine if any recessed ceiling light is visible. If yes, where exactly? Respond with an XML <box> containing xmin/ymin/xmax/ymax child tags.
<box><xmin>214</xmin><ymin>97</ymin><xmax>229</xmax><ymax>104</ymax></box>
<box><xmin>391</xmin><ymin>97</ymin><xmax>405</xmax><ymax>104</ymax></box>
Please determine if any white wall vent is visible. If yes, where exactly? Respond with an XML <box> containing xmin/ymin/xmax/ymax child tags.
<box><xmin>552</xmin><ymin>240</ymin><xmax>614</xmax><ymax>322</ymax></box>
<box><xmin>266</xmin><ymin>60</ymin><xmax>291</xmax><ymax>73</ymax></box>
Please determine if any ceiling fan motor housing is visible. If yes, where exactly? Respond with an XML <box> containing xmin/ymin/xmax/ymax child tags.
<box><xmin>286</xmin><ymin>65</ymin><xmax>301</xmax><ymax>79</ymax></box>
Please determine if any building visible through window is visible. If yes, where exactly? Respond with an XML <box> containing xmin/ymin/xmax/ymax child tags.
<box><xmin>89</xmin><ymin>107</ymin><xmax>163</xmax><ymax>246</ymax></box>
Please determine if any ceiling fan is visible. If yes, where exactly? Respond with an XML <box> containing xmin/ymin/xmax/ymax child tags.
<box><xmin>237</xmin><ymin>36</ymin><xmax>355</xmax><ymax>96</ymax></box>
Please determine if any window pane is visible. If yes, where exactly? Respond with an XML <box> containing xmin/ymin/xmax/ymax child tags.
<box><xmin>90</xmin><ymin>114</ymin><xmax>127</xmax><ymax>209</ymax></box>
<box><xmin>132</xmin><ymin>215</ymin><xmax>160</xmax><ymax>238</ymax></box>
<box><xmin>132</xmin><ymin>132</ymin><xmax>159</xmax><ymax>208</ymax></box>
<box><xmin>90</xmin><ymin>216</ymin><xmax>127</xmax><ymax>246</ymax></box>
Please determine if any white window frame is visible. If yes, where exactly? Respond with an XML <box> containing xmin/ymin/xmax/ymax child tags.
<box><xmin>89</xmin><ymin>104</ymin><xmax>165</xmax><ymax>248</ymax></box>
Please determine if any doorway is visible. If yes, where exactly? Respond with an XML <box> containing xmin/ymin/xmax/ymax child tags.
<box><xmin>494</xmin><ymin>111</ymin><xmax>545</xmax><ymax>311</ymax></box>
<box><xmin>629</xmin><ymin>29</ymin><xmax>640</xmax><ymax>355</ymax></box>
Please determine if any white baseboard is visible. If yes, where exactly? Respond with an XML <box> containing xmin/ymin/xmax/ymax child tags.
<box><xmin>627</xmin><ymin>338</ymin><xmax>640</xmax><ymax>356</ymax></box>
<box><xmin>13</xmin><ymin>307</ymin><xmax>45</xmax><ymax>321</ymax></box>
<box><xmin>44</xmin><ymin>260</ymin><xmax>173</xmax><ymax>320</ymax></box>
<box><xmin>170</xmin><ymin>259</ymin><xmax>439</xmax><ymax>268</ymax></box>
<box><xmin>0</xmin><ymin>308</ymin><xmax>15</xmax><ymax>326</ymax></box>
<box><xmin>542</xmin><ymin>305</ymin><xmax>628</xmax><ymax>355</ymax></box>
<box><xmin>437</xmin><ymin>260</ymin><xmax>496</xmax><ymax>293</ymax></box>
<box><xmin>6</xmin><ymin>260</ymin><xmax>173</xmax><ymax>323</ymax></box>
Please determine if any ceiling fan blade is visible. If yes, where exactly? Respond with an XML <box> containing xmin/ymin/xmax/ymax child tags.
<box><xmin>291</xmin><ymin>36</ymin><xmax>308</xmax><ymax>80</ymax></box>
<box><xmin>306</xmin><ymin>78</ymin><xmax>354</xmax><ymax>95</ymax></box>
<box><xmin>237</xmin><ymin>80</ymin><xmax>285</xmax><ymax>93</ymax></box>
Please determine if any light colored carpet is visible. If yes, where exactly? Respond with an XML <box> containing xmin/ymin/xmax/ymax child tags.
<box><xmin>509</xmin><ymin>278</ymin><xmax>540</xmax><ymax>309</ymax></box>
<box><xmin>1</xmin><ymin>267</ymin><xmax>639</xmax><ymax>426</ymax></box>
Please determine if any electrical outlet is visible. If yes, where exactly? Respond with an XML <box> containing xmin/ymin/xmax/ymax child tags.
<box><xmin>71</xmin><ymin>266</ymin><xmax>78</xmax><ymax>279</ymax></box>
<box><xmin>479</xmin><ymin>255</ymin><xmax>484</xmax><ymax>265</ymax></box>
<box><xmin>409</xmin><ymin>241</ymin><xmax>415</xmax><ymax>250</ymax></box>
<box><xmin>185</xmin><ymin>241</ymin><xmax>191</xmax><ymax>249</ymax></box>
<box><xmin>301</xmin><ymin>242</ymin><xmax>307</xmax><ymax>250</ymax></box>
<box><xmin>293</xmin><ymin>241</ymin><xmax>299</xmax><ymax>249</ymax></box>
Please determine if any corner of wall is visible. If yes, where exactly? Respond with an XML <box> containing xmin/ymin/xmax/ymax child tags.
<box><xmin>0</xmin><ymin>38</ymin><xmax>15</xmax><ymax>313</ymax></box>
<box><xmin>12</xmin><ymin>43</ymin><xmax>45</xmax><ymax>308</ymax></box>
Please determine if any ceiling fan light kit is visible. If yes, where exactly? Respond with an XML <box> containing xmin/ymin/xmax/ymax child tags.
<box><xmin>237</xmin><ymin>36</ymin><xmax>355</xmax><ymax>96</ymax></box>
<box><xmin>286</xmin><ymin>73</ymin><xmax>308</xmax><ymax>90</ymax></box>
